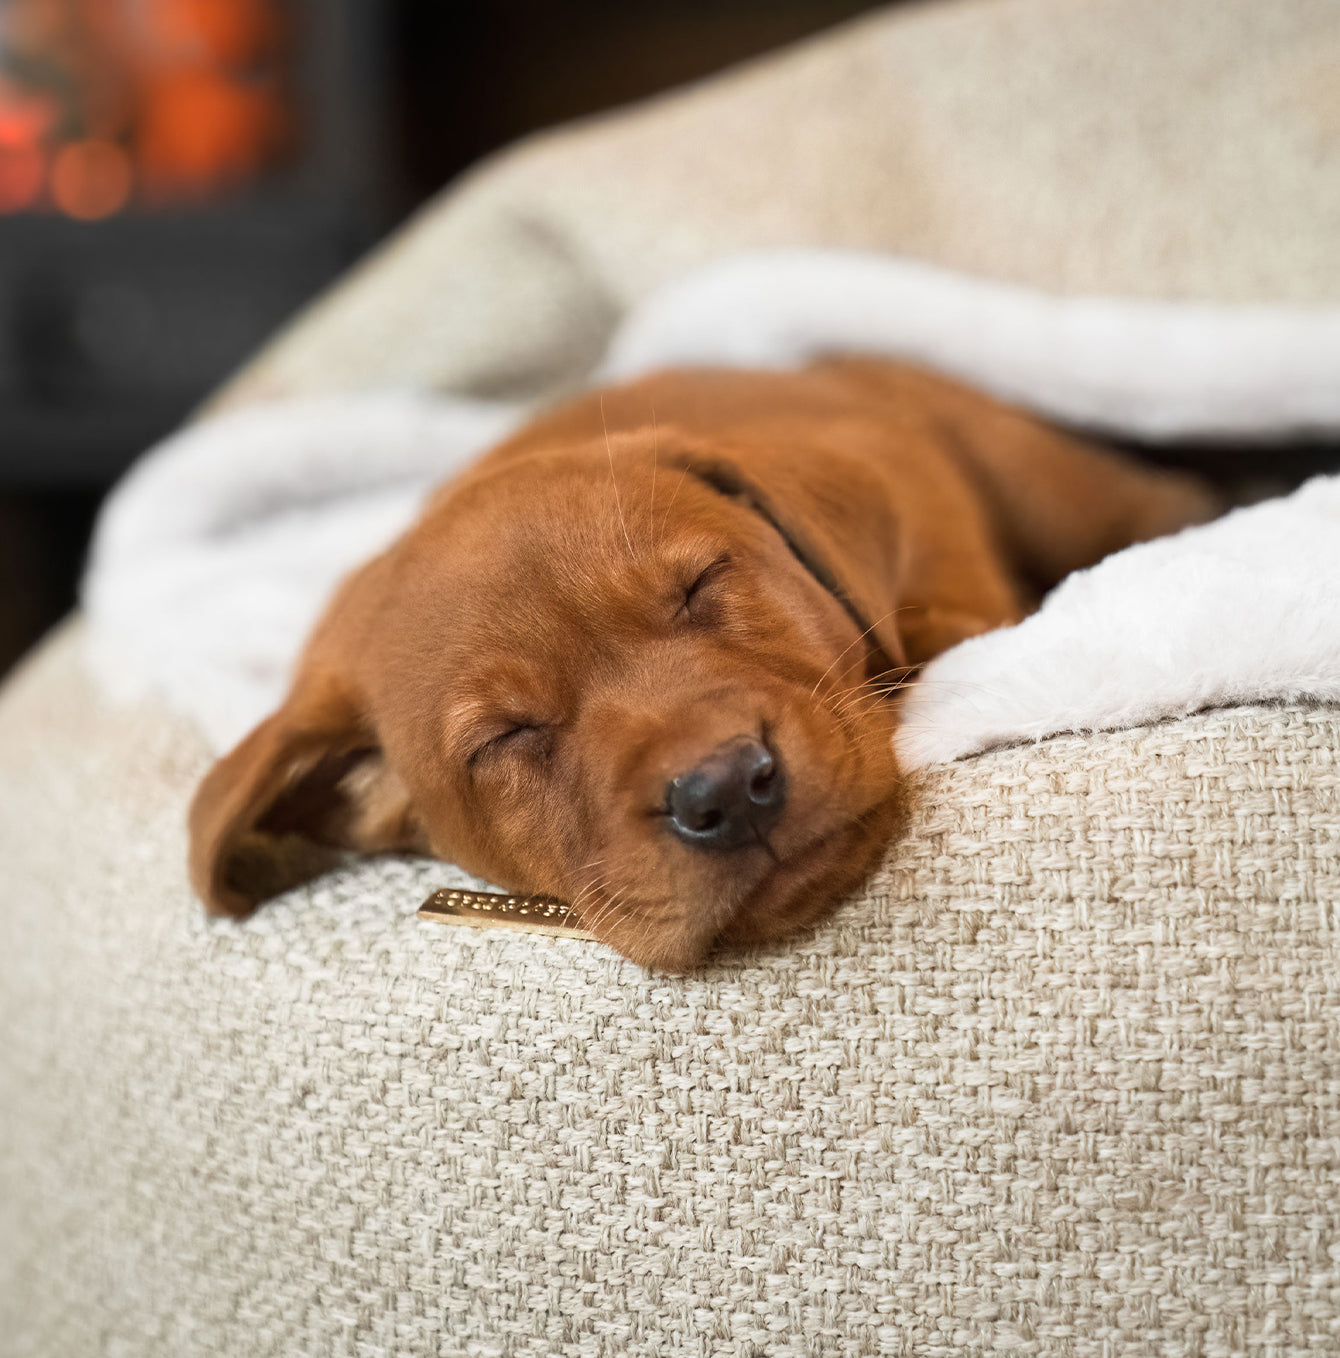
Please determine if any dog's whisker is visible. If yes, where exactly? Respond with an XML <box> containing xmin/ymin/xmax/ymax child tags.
<box><xmin>568</xmin><ymin>870</ymin><xmax>613</xmax><ymax>924</ymax></box>
<box><xmin>571</xmin><ymin>872</ymin><xmax>614</xmax><ymax>916</ymax></box>
<box><xmin>583</xmin><ymin>901</ymin><xmax>618</xmax><ymax>938</ymax></box>
<box><xmin>621</xmin><ymin>899</ymin><xmax>670</xmax><ymax>965</ymax></box>
<box><xmin>840</xmin><ymin>683</ymin><xmax>911</xmax><ymax>708</ymax></box>
<box><xmin>588</xmin><ymin>888</ymin><xmax>636</xmax><ymax>944</ymax></box>
<box><xmin>572</xmin><ymin>866</ymin><xmax>634</xmax><ymax>937</ymax></box>
<box><xmin>809</xmin><ymin>626</ymin><xmax>880</xmax><ymax>703</ymax></box>
<box><xmin>576</xmin><ymin>845</ymin><xmax>671</xmax><ymax>951</ymax></box>
<box><xmin>826</xmin><ymin>646</ymin><xmax>898</xmax><ymax>697</ymax></box>
<box><xmin>909</xmin><ymin>676</ymin><xmax>1009</xmax><ymax>697</ymax></box>
<box><xmin>836</xmin><ymin>684</ymin><xmax>912</xmax><ymax>717</ymax></box>
<box><xmin>808</xmin><ymin>607</ymin><xmax>911</xmax><ymax>702</ymax></box>
<box><xmin>833</xmin><ymin>675</ymin><xmax>913</xmax><ymax>710</ymax></box>
<box><xmin>570</xmin><ymin>877</ymin><xmax>610</xmax><ymax>915</ymax></box>
<box><xmin>829</xmin><ymin>673</ymin><xmax>899</xmax><ymax>712</ymax></box>
<box><xmin>832</xmin><ymin>690</ymin><xmax>880</xmax><ymax>718</ymax></box>
<box><xmin>827</xmin><ymin>683</ymin><xmax>906</xmax><ymax>728</ymax></box>
<box><xmin>832</xmin><ymin>695</ymin><xmax>897</xmax><ymax>726</ymax></box>
<box><xmin>601</xmin><ymin>394</ymin><xmax>636</xmax><ymax>560</ymax></box>
<box><xmin>575</xmin><ymin>893</ymin><xmax>615</xmax><ymax>937</ymax></box>
<box><xmin>833</xmin><ymin>665</ymin><xmax>920</xmax><ymax>704</ymax></box>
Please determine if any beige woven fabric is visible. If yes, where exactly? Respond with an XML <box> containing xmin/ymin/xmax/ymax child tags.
<box><xmin>215</xmin><ymin>0</ymin><xmax>1340</xmax><ymax>406</ymax></box>
<box><xmin>3</xmin><ymin>625</ymin><xmax>1338</xmax><ymax>1356</ymax></box>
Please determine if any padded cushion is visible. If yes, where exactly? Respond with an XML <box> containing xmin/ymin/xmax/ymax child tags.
<box><xmin>3</xmin><ymin>627</ymin><xmax>1338</xmax><ymax>1354</ymax></box>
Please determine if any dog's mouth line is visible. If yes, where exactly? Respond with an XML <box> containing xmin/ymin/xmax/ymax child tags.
<box><xmin>566</xmin><ymin>781</ymin><xmax>899</xmax><ymax>957</ymax></box>
<box><xmin>567</xmin><ymin>819</ymin><xmax>838</xmax><ymax>927</ymax></box>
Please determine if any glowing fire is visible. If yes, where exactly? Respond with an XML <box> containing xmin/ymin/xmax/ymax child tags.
<box><xmin>0</xmin><ymin>81</ymin><xmax>55</xmax><ymax>210</ymax></box>
<box><xmin>0</xmin><ymin>0</ymin><xmax>293</xmax><ymax>218</ymax></box>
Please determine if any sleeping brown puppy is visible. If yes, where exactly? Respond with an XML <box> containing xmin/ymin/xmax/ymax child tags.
<box><xmin>189</xmin><ymin>360</ymin><xmax>1216</xmax><ymax>968</ymax></box>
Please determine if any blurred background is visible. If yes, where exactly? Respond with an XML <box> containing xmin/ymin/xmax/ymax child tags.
<box><xmin>0</xmin><ymin>0</ymin><xmax>894</xmax><ymax>680</ymax></box>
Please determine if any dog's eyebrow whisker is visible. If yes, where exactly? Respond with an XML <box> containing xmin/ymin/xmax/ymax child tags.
<box><xmin>649</xmin><ymin>404</ymin><xmax>660</xmax><ymax>552</ymax></box>
<box><xmin>601</xmin><ymin>394</ymin><xmax>636</xmax><ymax>560</ymax></box>
<box><xmin>659</xmin><ymin>464</ymin><xmax>691</xmax><ymax>542</ymax></box>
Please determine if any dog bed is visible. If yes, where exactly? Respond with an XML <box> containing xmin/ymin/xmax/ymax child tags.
<box><xmin>4</xmin><ymin>628</ymin><xmax>1338</xmax><ymax>1356</ymax></box>
<box><xmin>3</xmin><ymin>0</ymin><xmax>1339</xmax><ymax>1353</ymax></box>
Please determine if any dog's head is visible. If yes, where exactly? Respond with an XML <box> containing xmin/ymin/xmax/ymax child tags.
<box><xmin>189</xmin><ymin>424</ymin><xmax>912</xmax><ymax>969</ymax></box>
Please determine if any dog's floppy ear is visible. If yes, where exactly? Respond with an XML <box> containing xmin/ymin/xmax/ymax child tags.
<box><xmin>670</xmin><ymin>432</ymin><xmax>911</xmax><ymax>673</ymax></box>
<box><xmin>188</xmin><ymin>670</ymin><xmax>428</xmax><ymax>918</ymax></box>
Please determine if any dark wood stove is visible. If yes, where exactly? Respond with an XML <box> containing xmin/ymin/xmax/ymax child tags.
<box><xmin>0</xmin><ymin>0</ymin><xmax>392</xmax><ymax>486</ymax></box>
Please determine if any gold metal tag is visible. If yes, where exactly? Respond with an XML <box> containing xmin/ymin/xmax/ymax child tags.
<box><xmin>418</xmin><ymin>887</ymin><xmax>593</xmax><ymax>939</ymax></box>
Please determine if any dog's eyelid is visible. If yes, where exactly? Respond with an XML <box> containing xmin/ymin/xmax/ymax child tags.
<box><xmin>685</xmin><ymin>552</ymin><xmax>733</xmax><ymax>597</ymax></box>
<box><xmin>466</xmin><ymin>718</ymin><xmax>552</xmax><ymax>766</ymax></box>
<box><xmin>675</xmin><ymin>553</ymin><xmax>732</xmax><ymax>622</ymax></box>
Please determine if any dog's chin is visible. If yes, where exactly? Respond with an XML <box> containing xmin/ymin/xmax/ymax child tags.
<box><xmin>586</xmin><ymin>789</ymin><xmax>906</xmax><ymax>972</ymax></box>
<box><xmin>716</xmin><ymin>789</ymin><xmax>906</xmax><ymax>953</ymax></box>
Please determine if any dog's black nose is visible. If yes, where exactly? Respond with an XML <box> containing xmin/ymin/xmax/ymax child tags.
<box><xmin>666</xmin><ymin>737</ymin><xmax>785</xmax><ymax>850</ymax></box>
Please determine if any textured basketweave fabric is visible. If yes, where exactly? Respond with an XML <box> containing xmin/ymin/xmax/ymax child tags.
<box><xmin>2</xmin><ymin>627</ymin><xmax>1338</xmax><ymax>1357</ymax></box>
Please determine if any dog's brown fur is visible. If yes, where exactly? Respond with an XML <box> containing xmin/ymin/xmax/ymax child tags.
<box><xmin>189</xmin><ymin>361</ymin><xmax>1216</xmax><ymax>968</ymax></box>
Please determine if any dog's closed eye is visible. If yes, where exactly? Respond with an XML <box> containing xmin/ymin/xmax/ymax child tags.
<box><xmin>470</xmin><ymin>722</ymin><xmax>553</xmax><ymax>767</ymax></box>
<box><xmin>680</xmin><ymin>553</ymin><xmax>732</xmax><ymax>621</ymax></box>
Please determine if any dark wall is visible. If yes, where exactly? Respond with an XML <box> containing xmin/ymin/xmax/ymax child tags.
<box><xmin>388</xmin><ymin>1</ymin><xmax>889</xmax><ymax>202</ymax></box>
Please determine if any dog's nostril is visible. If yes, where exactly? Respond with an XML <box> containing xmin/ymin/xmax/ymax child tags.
<box><xmin>747</xmin><ymin>751</ymin><xmax>778</xmax><ymax>803</ymax></box>
<box><xmin>666</xmin><ymin>736</ymin><xmax>786</xmax><ymax>850</ymax></box>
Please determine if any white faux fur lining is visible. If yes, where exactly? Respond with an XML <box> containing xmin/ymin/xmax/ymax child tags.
<box><xmin>602</xmin><ymin>252</ymin><xmax>1340</xmax><ymax>442</ymax></box>
<box><xmin>895</xmin><ymin>476</ymin><xmax>1340</xmax><ymax>767</ymax></box>
<box><xmin>82</xmin><ymin>250</ymin><xmax>1340</xmax><ymax>760</ymax></box>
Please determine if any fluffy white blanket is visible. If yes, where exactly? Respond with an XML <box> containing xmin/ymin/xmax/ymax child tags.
<box><xmin>83</xmin><ymin>251</ymin><xmax>1340</xmax><ymax>763</ymax></box>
